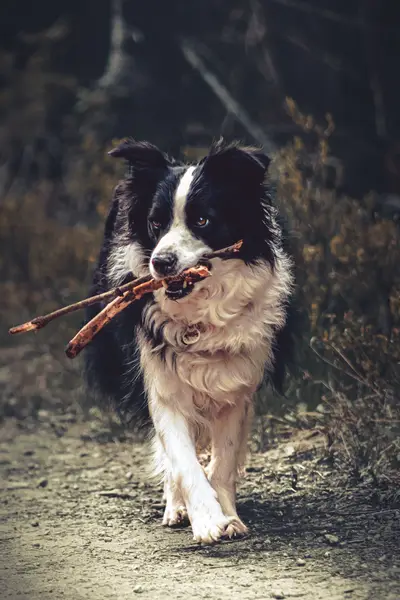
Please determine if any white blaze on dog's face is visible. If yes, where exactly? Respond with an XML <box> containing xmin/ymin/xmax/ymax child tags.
<box><xmin>149</xmin><ymin>166</ymin><xmax>211</xmax><ymax>281</ymax></box>
<box><xmin>106</xmin><ymin>140</ymin><xmax>277</xmax><ymax>300</ymax></box>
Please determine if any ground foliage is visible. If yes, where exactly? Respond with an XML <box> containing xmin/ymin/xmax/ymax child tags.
<box><xmin>1</xmin><ymin>30</ymin><xmax>399</xmax><ymax>491</ymax></box>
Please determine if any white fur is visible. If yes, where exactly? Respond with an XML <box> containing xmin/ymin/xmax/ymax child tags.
<box><xmin>106</xmin><ymin>169</ymin><xmax>293</xmax><ymax>544</ymax></box>
<box><xmin>172</xmin><ymin>166</ymin><xmax>197</xmax><ymax>223</ymax></box>
<box><xmin>108</xmin><ymin>241</ymin><xmax>149</xmax><ymax>284</ymax></box>
<box><xmin>140</xmin><ymin>252</ymin><xmax>293</xmax><ymax>543</ymax></box>
<box><xmin>150</xmin><ymin>167</ymin><xmax>211</xmax><ymax>279</ymax></box>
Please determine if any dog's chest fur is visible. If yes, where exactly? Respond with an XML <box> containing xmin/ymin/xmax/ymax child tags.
<box><xmin>138</xmin><ymin>256</ymin><xmax>291</xmax><ymax>417</ymax></box>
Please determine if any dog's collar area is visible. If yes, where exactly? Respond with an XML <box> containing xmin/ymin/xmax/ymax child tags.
<box><xmin>182</xmin><ymin>325</ymin><xmax>201</xmax><ymax>345</ymax></box>
<box><xmin>181</xmin><ymin>322</ymin><xmax>213</xmax><ymax>345</ymax></box>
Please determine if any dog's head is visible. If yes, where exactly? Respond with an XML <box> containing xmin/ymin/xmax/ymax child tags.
<box><xmin>109</xmin><ymin>139</ymin><xmax>280</xmax><ymax>299</ymax></box>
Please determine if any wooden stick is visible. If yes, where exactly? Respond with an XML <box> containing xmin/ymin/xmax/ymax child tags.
<box><xmin>65</xmin><ymin>265</ymin><xmax>211</xmax><ymax>359</ymax></box>
<box><xmin>8</xmin><ymin>273</ymin><xmax>153</xmax><ymax>335</ymax></box>
<box><xmin>9</xmin><ymin>240</ymin><xmax>243</xmax><ymax>336</ymax></box>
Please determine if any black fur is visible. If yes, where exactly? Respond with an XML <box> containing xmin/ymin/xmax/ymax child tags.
<box><xmin>83</xmin><ymin>139</ymin><xmax>294</xmax><ymax>422</ymax></box>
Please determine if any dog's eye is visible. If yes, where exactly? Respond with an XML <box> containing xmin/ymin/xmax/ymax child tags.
<box><xmin>150</xmin><ymin>220</ymin><xmax>162</xmax><ymax>230</ymax></box>
<box><xmin>194</xmin><ymin>217</ymin><xmax>210</xmax><ymax>228</ymax></box>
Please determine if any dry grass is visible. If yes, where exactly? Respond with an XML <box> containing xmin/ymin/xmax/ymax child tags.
<box><xmin>1</xmin><ymin>62</ymin><xmax>399</xmax><ymax>489</ymax></box>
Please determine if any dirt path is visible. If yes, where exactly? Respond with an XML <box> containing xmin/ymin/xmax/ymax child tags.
<box><xmin>1</xmin><ymin>414</ymin><xmax>399</xmax><ymax>600</ymax></box>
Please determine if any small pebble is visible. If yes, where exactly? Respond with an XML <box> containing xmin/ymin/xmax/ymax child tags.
<box><xmin>38</xmin><ymin>409</ymin><xmax>50</xmax><ymax>419</ymax></box>
<box><xmin>133</xmin><ymin>585</ymin><xmax>144</xmax><ymax>594</ymax></box>
<box><xmin>253</xmin><ymin>541</ymin><xmax>264</xmax><ymax>549</ymax></box>
<box><xmin>324</xmin><ymin>534</ymin><xmax>339</xmax><ymax>546</ymax></box>
<box><xmin>37</xmin><ymin>478</ymin><xmax>48</xmax><ymax>488</ymax></box>
<box><xmin>126</xmin><ymin>471</ymin><xmax>133</xmax><ymax>480</ymax></box>
<box><xmin>31</xmin><ymin>521</ymin><xmax>39</xmax><ymax>528</ymax></box>
<box><xmin>32</xmin><ymin>543</ymin><xmax>40</xmax><ymax>548</ymax></box>
<box><xmin>271</xmin><ymin>592</ymin><xmax>285</xmax><ymax>599</ymax></box>
<box><xmin>297</xmin><ymin>558</ymin><xmax>306</xmax><ymax>566</ymax></box>
<box><xmin>324</xmin><ymin>551</ymin><xmax>331</xmax><ymax>558</ymax></box>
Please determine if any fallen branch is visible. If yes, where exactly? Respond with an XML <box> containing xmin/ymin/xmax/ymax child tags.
<box><xmin>180</xmin><ymin>40</ymin><xmax>277</xmax><ymax>154</ymax></box>
<box><xmin>65</xmin><ymin>264</ymin><xmax>211</xmax><ymax>359</ymax></box>
<box><xmin>9</xmin><ymin>240</ymin><xmax>243</xmax><ymax>337</ymax></box>
<box><xmin>8</xmin><ymin>272</ymin><xmax>152</xmax><ymax>335</ymax></box>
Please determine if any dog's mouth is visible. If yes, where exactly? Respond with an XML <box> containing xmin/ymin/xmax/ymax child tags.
<box><xmin>164</xmin><ymin>278</ymin><xmax>195</xmax><ymax>301</ymax></box>
<box><xmin>163</xmin><ymin>260</ymin><xmax>212</xmax><ymax>301</ymax></box>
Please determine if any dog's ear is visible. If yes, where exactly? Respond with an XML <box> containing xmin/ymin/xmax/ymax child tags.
<box><xmin>201</xmin><ymin>141</ymin><xmax>270</xmax><ymax>185</ymax></box>
<box><xmin>109</xmin><ymin>139</ymin><xmax>170</xmax><ymax>175</ymax></box>
<box><xmin>108</xmin><ymin>141</ymin><xmax>170</xmax><ymax>232</ymax></box>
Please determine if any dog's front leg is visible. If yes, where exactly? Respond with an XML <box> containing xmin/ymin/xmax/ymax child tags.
<box><xmin>150</xmin><ymin>397</ymin><xmax>234</xmax><ymax>544</ymax></box>
<box><xmin>207</xmin><ymin>398</ymin><xmax>253</xmax><ymax>538</ymax></box>
<box><xmin>153</xmin><ymin>434</ymin><xmax>188</xmax><ymax>527</ymax></box>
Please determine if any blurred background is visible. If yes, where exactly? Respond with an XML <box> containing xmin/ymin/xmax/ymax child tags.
<box><xmin>1</xmin><ymin>0</ymin><xmax>399</xmax><ymax>485</ymax></box>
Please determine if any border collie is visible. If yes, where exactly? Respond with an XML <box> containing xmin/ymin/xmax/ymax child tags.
<box><xmin>84</xmin><ymin>139</ymin><xmax>293</xmax><ymax>544</ymax></box>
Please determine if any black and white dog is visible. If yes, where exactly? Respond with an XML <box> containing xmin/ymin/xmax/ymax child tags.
<box><xmin>84</xmin><ymin>139</ymin><xmax>293</xmax><ymax>544</ymax></box>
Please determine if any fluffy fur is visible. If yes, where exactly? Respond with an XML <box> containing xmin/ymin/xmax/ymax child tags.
<box><xmin>84</xmin><ymin>139</ymin><xmax>294</xmax><ymax>543</ymax></box>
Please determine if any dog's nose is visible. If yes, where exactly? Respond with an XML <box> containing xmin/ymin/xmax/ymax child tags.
<box><xmin>151</xmin><ymin>254</ymin><xmax>177</xmax><ymax>277</ymax></box>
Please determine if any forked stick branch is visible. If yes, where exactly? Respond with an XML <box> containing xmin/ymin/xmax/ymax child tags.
<box><xmin>8</xmin><ymin>272</ymin><xmax>153</xmax><ymax>335</ymax></box>
<box><xmin>9</xmin><ymin>240</ymin><xmax>243</xmax><ymax>337</ymax></box>
<box><xmin>65</xmin><ymin>265</ymin><xmax>211</xmax><ymax>358</ymax></box>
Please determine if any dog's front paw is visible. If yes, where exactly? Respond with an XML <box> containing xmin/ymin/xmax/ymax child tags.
<box><xmin>190</xmin><ymin>505</ymin><xmax>238</xmax><ymax>544</ymax></box>
<box><xmin>162</xmin><ymin>504</ymin><xmax>189</xmax><ymax>527</ymax></box>
<box><xmin>223</xmin><ymin>516</ymin><xmax>248</xmax><ymax>538</ymax></box>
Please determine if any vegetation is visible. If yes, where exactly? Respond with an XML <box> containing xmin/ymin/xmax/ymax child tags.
<box><xmin>1</xmin><ymin>3</ymin><xmax>399</xmax><ymax>489</ymax></box>
<box><xmin>274</xmin><ymin>108</ymin><xmax>400</xmax><ymax>487</ymax></box>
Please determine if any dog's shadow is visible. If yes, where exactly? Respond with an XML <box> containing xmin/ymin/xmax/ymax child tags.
<box><xmin>175</xmin><ymin>489</ymin><xmax>400</xmax><ymax>573</ymax></box>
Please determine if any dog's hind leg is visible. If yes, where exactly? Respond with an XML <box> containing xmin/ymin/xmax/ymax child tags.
<box><xmin>162</xmin><ymin>471</ymin><xmax>189</xmax><ymax>527</ymax></box>
<box><xmin>207</xmin><ymin>397</ymin><xmax>253</xmax><ymax>538</ymax></box>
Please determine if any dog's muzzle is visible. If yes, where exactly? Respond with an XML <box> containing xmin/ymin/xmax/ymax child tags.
<box><xmin>159</xmin><ymin>259</ymin><xmax>212</xmax><ymax>301</ymax></box>
<box><xmin>163</xmin><ymin>278</ymin><xmax>194</xmax><ymax>301</ymax></box>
